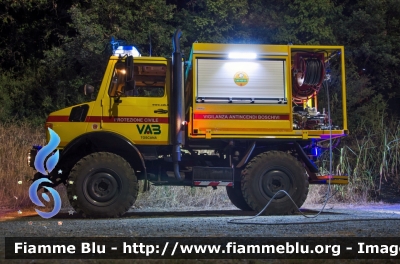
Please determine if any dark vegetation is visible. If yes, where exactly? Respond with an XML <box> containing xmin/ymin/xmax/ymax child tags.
<box><xmin>0</xmin><ymin>0</ymin><xmax>399</xmax><ymax>205</ymax></box>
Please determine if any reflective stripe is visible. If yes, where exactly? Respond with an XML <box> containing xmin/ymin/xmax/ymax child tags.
<box><xmin>193</xmin><ymin>181</ymin><xmax>233</xmax><ymax>187</ymax></box>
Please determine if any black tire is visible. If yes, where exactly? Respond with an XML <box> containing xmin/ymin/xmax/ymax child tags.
<box><xmin>67</xmin><ymin>152</ymin><xmax>138</xmax><ymax>218</ymax></box>
<box><xmin>226</xmin><ymin>184</ymin><xmax>253</xmax><ymax>211</ymax></box>
<box><xmin>241</xmin><ymin>151</ymin><xmax>309</xmax><ymax>215</ymax></box>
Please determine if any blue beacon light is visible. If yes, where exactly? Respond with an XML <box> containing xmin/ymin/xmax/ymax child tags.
<box><xmin>114</xmin><ymin>46</ymin><xmax>140</xmax><ymax>57</ymax></box>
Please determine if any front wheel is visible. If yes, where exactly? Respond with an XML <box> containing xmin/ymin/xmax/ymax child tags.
<box><xmin>67</xmin><ymin>152</ymin><xmax>139</xmax><ymax>218</ymax></box>
<box><xmin>241</xmin><ymin>151</ymin><xmax>309</xmax><ymax>215</ymax></box>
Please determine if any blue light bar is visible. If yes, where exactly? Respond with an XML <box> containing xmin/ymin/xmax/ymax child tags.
<box><xmin>114</xmin><ymin>46</ymin><xmax>140</xmax><ymax>57</ymax></box>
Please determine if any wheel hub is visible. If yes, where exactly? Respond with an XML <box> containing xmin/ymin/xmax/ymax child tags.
<box><xmin>260</xmin><ymin>169</ymin><xmax>292</xmax><ymax>199</ymax></box>
<box><xmin>84</xmin><ymin>170</ymin><xmax>120</xmax><ymax>206</ymax></box>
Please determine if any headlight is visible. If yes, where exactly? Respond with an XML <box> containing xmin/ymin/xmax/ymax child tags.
<box><xmin>27</xmin><ymin>146</ymin><xmax>42</xmax><ymax>168</ymax></box>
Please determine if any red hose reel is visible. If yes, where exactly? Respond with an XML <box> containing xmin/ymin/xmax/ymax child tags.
<box><xmin>292</xmin><ymin>53</ymin><xmax>325</xmax><ymax>102</ymax></box>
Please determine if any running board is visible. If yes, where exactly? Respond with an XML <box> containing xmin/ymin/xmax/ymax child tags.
<box><xmin>309</xmin><ymin>175</ymin><xmax>348</xmax><ymax>185</ymax></box>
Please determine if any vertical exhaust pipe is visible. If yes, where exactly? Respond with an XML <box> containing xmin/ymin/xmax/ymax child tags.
<box><xmin>172</xmin><ymin>28</ymin><xmax>184</xmax><ymax>180</ymax></box>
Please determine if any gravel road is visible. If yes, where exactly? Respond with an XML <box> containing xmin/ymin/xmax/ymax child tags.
<box><xmin>2</xmin><ymin>204</ymin><xmax>400</xmax><ymax>237</ymax></box>
<box><xmin>1</xmin><ymin>204</ymin><xmax>400</xmax><ymax>263</ymax></box>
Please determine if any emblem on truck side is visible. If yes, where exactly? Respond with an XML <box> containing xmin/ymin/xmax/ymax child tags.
<box><xmin>136</xmin><ymin>124</ymin><xmax>161</xmax><ymax>135</ymax></box>
<box><xmin>233</xmin><ymin>71</ymin><xmax>249</xmax><ymax>86</ymax></box>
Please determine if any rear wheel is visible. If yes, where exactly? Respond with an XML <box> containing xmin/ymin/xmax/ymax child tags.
<box><xmin>226</xmin><ymin>184</ymin><xmax>253</xmax><ymax>211</ymax></box>
<box><xmin>67</xmin><ymin>152</ymin><xmax>138</xmax><ymax>218</ymax></box>
<box><xmin>241</xmin><ymin>151</ymin><xmax>309</xmax><ymax>215</ymax></box>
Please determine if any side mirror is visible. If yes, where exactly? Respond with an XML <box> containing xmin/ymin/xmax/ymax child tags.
<box><xmin>125</xmin><ymin>55</ymin><xmax>134</xmax><ymax>82</ymax></box>
<box><xmin>125</xmin><ymin>80</ymin><xmax>135</xmax><ymax>92</ymax></box>
<box><xmin>84</xmin><ymin>84</ymin><xmax>94</xmax><ymax>95</ymax></box>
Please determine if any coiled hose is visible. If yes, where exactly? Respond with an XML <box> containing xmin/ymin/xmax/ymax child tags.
<box><xmin>293</xmin><ymin>58</ymin><xmax>325</xmax><ymax>103</ymax></box>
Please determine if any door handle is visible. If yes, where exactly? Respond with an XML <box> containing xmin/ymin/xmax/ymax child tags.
<box><xmin>154</xmin><ymin>109</ymin><xmax>168</xmax><ymax>114</ymax></box>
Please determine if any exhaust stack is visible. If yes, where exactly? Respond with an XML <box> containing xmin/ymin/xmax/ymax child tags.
<box><xmin>172</xmin><ymin>28</ymin><xmax>184</xmax><ymax>180</ymax></box>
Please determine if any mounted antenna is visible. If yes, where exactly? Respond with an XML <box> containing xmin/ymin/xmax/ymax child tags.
<box><xmin>149</xmin><ymin>31</ymin><xmax>152</xmax><ymax>57</ymax></box>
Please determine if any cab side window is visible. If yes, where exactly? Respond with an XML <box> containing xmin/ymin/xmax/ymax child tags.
<box><xmin>129</xmin><ymin>86</ymin><xmax>164</xmax><ymax>97</ymax></box>
<box><xmin>108</xmin><ymin>63</ymin><xmax>166</xmax><ymax>98</ymax></box>
<box><xmin>131</xmin><ymin>64</ymin><xmax>166</xmax><ymax>97</ymax></box>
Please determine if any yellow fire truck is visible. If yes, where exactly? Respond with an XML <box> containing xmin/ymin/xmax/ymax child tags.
<box><xmin>28</xmin><ymin>29</ymin><xmax>348</xmax><ymax>217</ymax></box>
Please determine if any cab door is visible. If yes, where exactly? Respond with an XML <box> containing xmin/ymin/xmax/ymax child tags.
<box><xmin>102</xmin><ymin>60</ymin><xmax>170</xmax><ymax>145</ymax></box>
